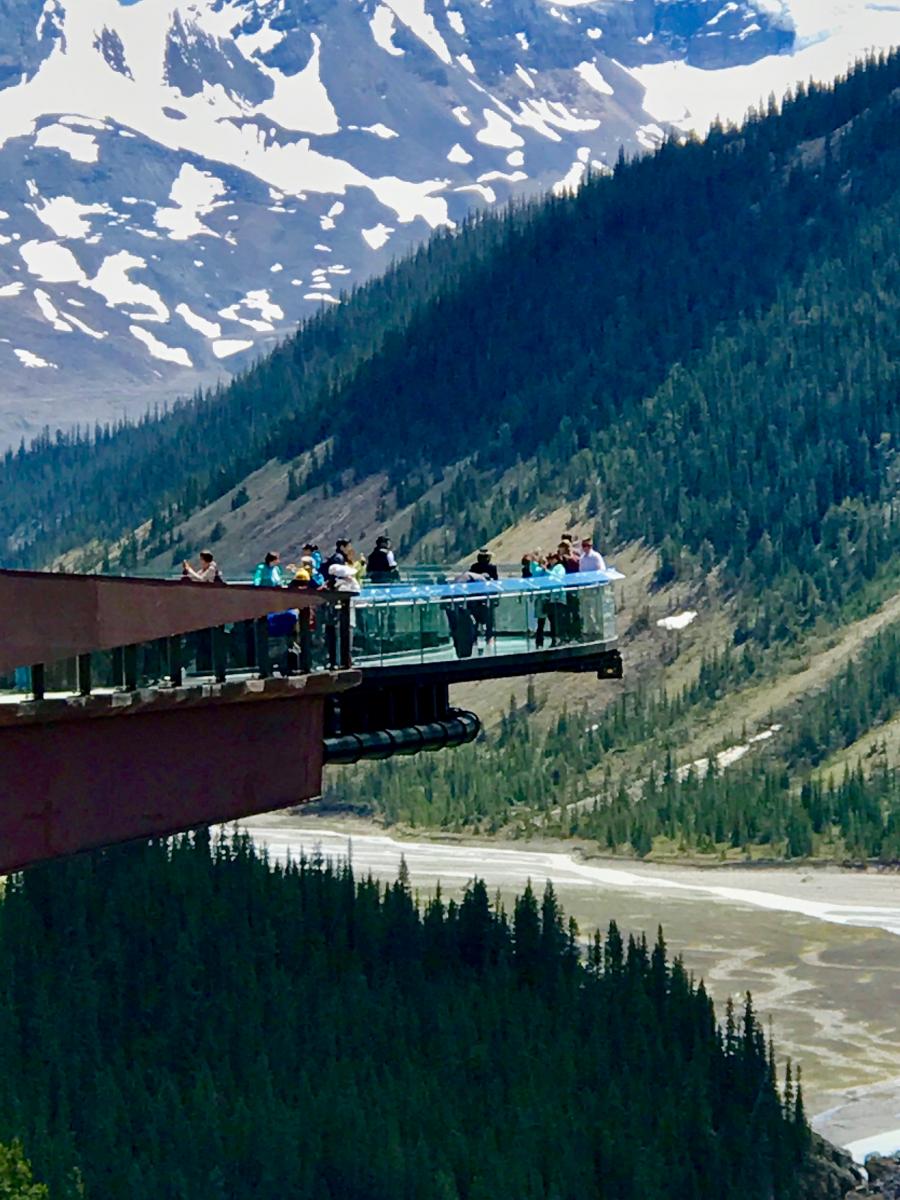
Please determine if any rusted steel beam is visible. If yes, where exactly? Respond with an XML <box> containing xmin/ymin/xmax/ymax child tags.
<box><xmin>0</xmin><ymin>669</ymin><xmax>360</xmax><ymax>729</ymax></box>
<box><xmin>0</xmin><ymin>569</ymin><xmax>322</xmax><ymax>675</ymax></box>
<box><xmin>0</xmin><ymin>674</ymin><xmax>358</xmax><ymax>874</ymax></box>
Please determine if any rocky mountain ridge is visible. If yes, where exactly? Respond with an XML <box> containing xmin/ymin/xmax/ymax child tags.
<box><xmin>0</xmin><ymin>0</ymin><xmax>895</xmax><ymax>445</ymax></box>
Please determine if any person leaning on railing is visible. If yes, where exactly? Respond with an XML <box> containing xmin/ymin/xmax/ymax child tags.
<box><xmin>532</xmin><ymin>552</ymin><xmax>566</xmax><ymax>648</ymax></box>
<box><xmin>466</xmin><ymin>548</ymin><xmax>499</xmax><ymax>647</ymax></box>
<box><xmin>322</xmin><ymin>548</ymin><xmax>362</xmax><ymax>667</ymax></box>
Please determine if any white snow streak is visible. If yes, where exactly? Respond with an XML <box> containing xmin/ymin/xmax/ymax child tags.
<box><xmin>176</xmin><ymin>301</ymin><xmax>221</xmax><ymax>339</ymax></box>
<box><xmin>91</xmin><ymin>251</ymin><xmax>168</xmax><ymax>321</ymax></box>
<box><xmin>218</xmin><ymin>288</ymin><xmax>284</xmax><ymax>331</ymax></box>
<box><xmin>476</xmin><ymin>109</ymin><xmax>524</xmax><ymax>149</ymax></box>
<box><xmin>33</xmin><ymin>288</ymin><xmax>71</xmax><ymax>331</ymax></box>
<box><xmin>212</xmin><ymin>338</ymin><xmax>253</xmax><ymax>359</ymax></box>
<box><xmin>575</xmin><ymin>60</ymin><xmax>614</xmax><ymax>95</ymax></box>
<box><xmin>258</xmin><ymin>33</ymin><xmax>339</xmax><ymax>136</ymax></box>
<box><xmin>15</xmin><ymin>348</ymin><xmax>56</xmax><ymax>368</ymax></box>
<box><xmin>362</xmin><ymin>223</ymin><xmax>394</xmax><ymax>249</ymax></box>
<box><xmin>657</xmin><ymin>611</ymin><xmax>698</xmax><ymax>632</ymax></box>
<box><xmin>363</xmin><ymin>123</ymin><xmax>399</xmax><ymax>139</ymax></box>
<box><xmin>447</xmin><ymin>142</ymin><xmax>473</xmax><ymax>163</ymax></box>
<box><xmin>382</xmin><ymin>0</ymin><xmax>452</xmax><ymax>63</ymax></box>
<box><xmin>32</xmin><ymin>195</ymin><xmax>111</xmax><ymax>239</ymax></box>
<box><xmin>370</xmin><ymin>5</ymin><xmax>405</xmax><ymax>55</ymax></box>
<box><xmin>19</xmin><ymin>240</ymin><xmax>87</xmax><ymax>283</ymax></box>
<box><xmin>129</xmin><ymin>324</ymin><xmax>191</xmax><ymax>367</ymax></box>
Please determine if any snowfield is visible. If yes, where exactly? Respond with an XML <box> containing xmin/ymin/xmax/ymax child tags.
<box><xmin>0</xmin><ymin>0</ymin><xmax>892</xmax><ymax>443</ymax></box>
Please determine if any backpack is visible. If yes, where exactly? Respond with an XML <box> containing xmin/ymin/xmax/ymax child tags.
<box><xmin>322</xmin><ymin>553</ymin><xmax>346</xmax><ymax>589</ymax></box>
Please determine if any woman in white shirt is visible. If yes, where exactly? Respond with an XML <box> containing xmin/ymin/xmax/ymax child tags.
<box><xmin>182</xmin><ymin>550</ymin><xmax>219</xmax><ymax>583</ymax></box>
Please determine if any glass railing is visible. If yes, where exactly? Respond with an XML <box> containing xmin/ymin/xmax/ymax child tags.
<box><xmin>0</xmin><ymin>571</ymin><xmax>619</xmax><ymax>702</ymax></box>
<box><xmin>0</xmin><ymin>609</ymin><xmax>352</xmax><ymax>702</ymax></box>
<box><xmin>352</xmin><ymin>571</ymin><xmax>617</xmax><ymax>666</ymax></box>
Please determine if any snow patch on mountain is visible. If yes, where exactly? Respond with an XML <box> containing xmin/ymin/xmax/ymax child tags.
<box><xmin>34</xmin><ymin>122</ymin><xmax>99</xmax><ymax>161</ymax></box>
<box><xmin>155</xmin><ymin>165</ymin><xmax>227</xmax><ymax>240</ymax></box>
<box><xmin>92</xmin><ymin>252</ymin><xmax>168</xmax><ymax>320</ymax></box>
<box><xmin>0</xmin><ymin>0</ymin><xmax>891</xmax><ymax>445</ymax></box>
<box><xmin>370</xmin><ymin>6</ymin><xmax>406</xmax><ymax>56</ymax></box>
<box><xmin>213</xmin><ymin>337</ymin><xmax>254</xmax><ymax>358</ymax></box>
<box><xmin>576</xmin><ymin>61</ymin><xmax>614</xmax><ymax>94</ymax></box>
<box><xmin>19</xmin><ymin>239</ymin><xmax>85</xmax><ymax>283</ymax></box>
<box><xmin>129</xmin><ymin>323</ymin><xmax>191</xmax><ymax>367</ymax></box>
<box><xmin>635</xmin><ymin>2</ymin><xmax>900</xmax><ymax>130</ymax></box>
<box><xmin>31</xmin><ymin>196</ymin><xmax>111</xmax><ymax>240</ymax></box>
<box><xmin>176</xmin><ymin>302</ymin><xmax>221</xmax><ymax>339</ymax></box>
<box><xmin>15</xmin><ymin>348</ymin><xmax>57</xmax><ymax>369</ymax></box>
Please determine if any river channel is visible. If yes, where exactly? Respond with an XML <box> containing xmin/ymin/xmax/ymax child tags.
<box><xmin>243</xmin><ymin>813</ymin><xmax>900</xmax><ymax>1162</ymax></box>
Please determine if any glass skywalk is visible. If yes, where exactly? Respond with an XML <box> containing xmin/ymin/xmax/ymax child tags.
<box><xmin>0</xmin><ymin>568</ymin><xmax>621</xmax><ymax>700</ymax></box>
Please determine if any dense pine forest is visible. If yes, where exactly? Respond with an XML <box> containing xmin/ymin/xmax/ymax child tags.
<box><xmin>0</xmin><ymin>832</ymin><xmax>827</xmax><ymax>1200</ymax></box>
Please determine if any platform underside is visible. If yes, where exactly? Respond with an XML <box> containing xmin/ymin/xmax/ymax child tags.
<box><xmin>0</xmin><ymin>673</ymin><xmax>358</xmax><ymax>874</ymax></box>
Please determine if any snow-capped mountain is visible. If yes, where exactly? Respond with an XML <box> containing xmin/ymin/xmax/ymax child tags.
<box><xmin>0</xmin><ymin>0</ymin><xmax>895</xmax><ymax>446</ymax></box>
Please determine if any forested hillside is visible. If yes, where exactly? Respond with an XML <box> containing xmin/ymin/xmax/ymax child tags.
<box><xmin>2</xmin><ymin>51</ymin><xmax>900</xmax><ymax>574</ymax></box>
<box><xmin>0</xmin><ymin>832</ymin><xmax>828</xmax><ymax>1200</ymax></box>
<box><xmin>331</xmin><ymin>573</ymin><xmax>900</xmax><ymax>861</ymax></box>
<box><xmin>4</xmin><ymin>52</ymin><xmax>900</xmax><ymax>868</ymax></box>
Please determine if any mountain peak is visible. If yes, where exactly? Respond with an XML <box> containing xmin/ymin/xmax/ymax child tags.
<box><xmin>0</xmin><ymin>0</ymin><xmax>892</xmax><ymax>446</ymax></box>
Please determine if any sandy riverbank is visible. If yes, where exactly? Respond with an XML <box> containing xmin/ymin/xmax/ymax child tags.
<box><xmin>239</xmin><ymin>811</ymin><xmax>900</xmax><ymax>1159</ymax></box>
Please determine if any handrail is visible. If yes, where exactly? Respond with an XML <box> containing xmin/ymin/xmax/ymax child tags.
<box><xmin>158</xmin><ymin>567</ymin><xmax>623</xmax><ymax>600</ymax></box>
<box><xmin>123</xmin><ymin>564</ymin><xmax>623</xmax><ymax>594</ymax></box>
<box><xmin>354</xmin><ymin>568</ymin><xmax>623</xmax><ymax>606</ymax></box>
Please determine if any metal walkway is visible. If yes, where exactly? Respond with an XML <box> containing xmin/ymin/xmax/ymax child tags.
<box><xmin>0</xmin><ymin>566</ymin><xmax>623</xmax><ymax>873</ymax></box>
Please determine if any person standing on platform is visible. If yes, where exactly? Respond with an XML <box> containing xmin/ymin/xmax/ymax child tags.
<box><xmin>182</xmin><ymin>550</ymin><xmax>220</xmax><ymax>583</ymax></box>
<box><xmin>253</xmin><ymin>551</ymin><xmax>283</xmax><ymax>587</ymax></box>
<box><xmin>322</xmin><ymin>538</ymin><xmax>350</xmax><ymax>580</ymax></box>
<box><xmin>300</xmin><ymin>544</ymin><xmax>325</xmax><ymax>588</ymax></box>
<box><xmin>469</xmin><ymin>548</ymin><xmax>499</xmax><ymax>581</ymax></box>
<box><xmin>467</xmin><ymin>548</ymin><xmax>499</xmax><ymax>647</ymax></box>
<box><xmin>578</xmin><ymin>536</ymin><xmax>607</xmax><ymax>638</ymax></box>
<box><xmin>558</xmin><ymin>541</ymin><xmax>580</xmax><ymax>574</ymax></box>
<box><xmin>532</xmin><ymin>552</ymin><xmax>565</xmax><ymax>648</ymax></box>
<box><xmin>556</xmin><ymin>541</ymin><xmax>580</xmax><ymax>641</ymax></box>
<box><xmin>367</xmin><ymin>535</ymin><xmax>399</xmax><ymax>584</ymax></box>
<box><xmin>578</xmin><ymin>537</ymin><xmax>607</xmax><ymax>573</ymax></box>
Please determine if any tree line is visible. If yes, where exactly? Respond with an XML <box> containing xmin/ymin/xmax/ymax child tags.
<box><xmin>332</xmin><ymin>614</ymin><xmax>900</xmax><ymax>862</ymax></box>
<box><xmin>0</xmin><ymin>832</ymin><xmax>823</xmax><ymax>1199</ymax></box>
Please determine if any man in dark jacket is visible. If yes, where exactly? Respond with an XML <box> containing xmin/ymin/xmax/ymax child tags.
<box><xmin>469</xmin><ymin>548</ymin><xmax>499</xmax><ymax>581</ymax></box>
<box><xmin>467</xmin><ymin>548</ymin><xmax>499</xmax><ymax>645</ymax></box>
<box><xmin>367</xmin><ymin>534</ymin><xmax>399</xmax><ymax>584</ymax></box>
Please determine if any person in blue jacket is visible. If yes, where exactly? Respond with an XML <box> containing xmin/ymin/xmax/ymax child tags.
<box><xmin>253</xmin><ymin>551</ymin><xmax>283</xmax><ymax>587</ymax></box>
